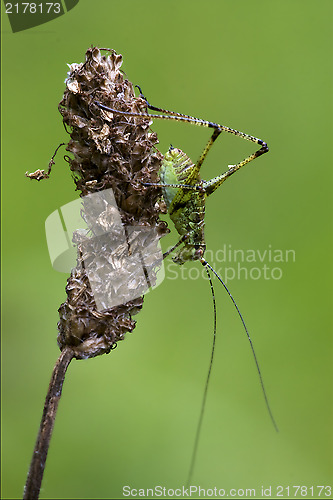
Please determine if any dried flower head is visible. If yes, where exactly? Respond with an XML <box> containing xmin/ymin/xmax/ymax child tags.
<box><xmin>42</xmin><ymin>46</ymin><xmax>168</xmax><ymax>359</ymax></box>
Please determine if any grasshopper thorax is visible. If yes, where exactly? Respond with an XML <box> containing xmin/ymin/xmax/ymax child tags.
<box><xmin>160</xmin><ymin>147</ymin><xmax>206</xmax><ymax>265</ymax></box>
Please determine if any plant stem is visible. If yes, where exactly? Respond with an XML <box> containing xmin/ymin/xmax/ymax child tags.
<box><xmin>23</xmin><ymin>347</ymin><xmax>74</xmax><ymax>500</ymax></box>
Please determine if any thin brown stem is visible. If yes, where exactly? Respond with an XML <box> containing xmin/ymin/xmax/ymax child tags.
<box><xmin>23</xmin><ymin>347</ymin><xmax>75</xmax><ymax>500</ymax></box>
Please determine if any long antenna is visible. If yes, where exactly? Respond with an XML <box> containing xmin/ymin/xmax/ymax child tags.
<box><xmin>186</xmin><ymin>264</ymin><xmax>217</xmax><ymax>487</ymax></box>
<box><xmin>200</xmin><ymin>259</ymin><xmax>279</xmax><ymax>433</ymax></box>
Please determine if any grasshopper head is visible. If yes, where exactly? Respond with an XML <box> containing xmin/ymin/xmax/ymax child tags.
<box><xmin>172</xmin><ymin>244</ymin><xmax>205</xmax><ymax>265</ymax></box>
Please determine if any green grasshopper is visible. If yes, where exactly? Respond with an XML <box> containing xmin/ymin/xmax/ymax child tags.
<box><xmin>97</xmin><ymin>91</ymin><xmax>277</xmax><ymax>482</ymax></box>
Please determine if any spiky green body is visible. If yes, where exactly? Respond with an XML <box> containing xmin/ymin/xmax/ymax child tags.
<box><xmin>160</xmin><ymin>148</ymin><xmax>206</xmax><ymax>264</ymax></box>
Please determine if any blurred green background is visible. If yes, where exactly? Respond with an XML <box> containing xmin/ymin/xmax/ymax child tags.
<box><xmin>2</xmin><ymin>1</ymin><xmax>332</xmax><ymax>499</ymax></box>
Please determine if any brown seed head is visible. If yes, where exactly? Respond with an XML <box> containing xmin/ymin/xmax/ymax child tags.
<box><xmin>55</xmin><ymin>47</ymin><xmax>168</xmax><ymax>359</ymax></box>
